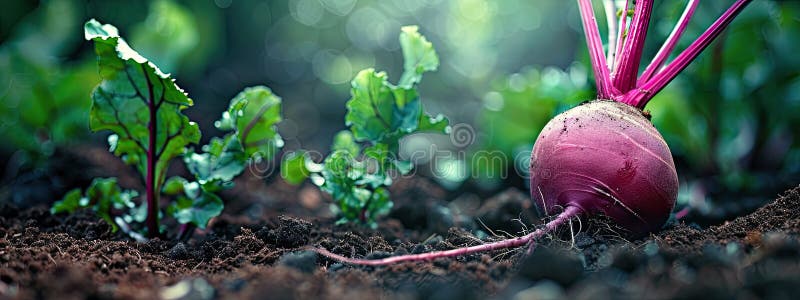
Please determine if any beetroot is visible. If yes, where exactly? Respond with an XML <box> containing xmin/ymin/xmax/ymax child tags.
<box><xmin>530</xmin><ymin>100</ymin><xmax>678</xmax><ymax>238</ymax></box>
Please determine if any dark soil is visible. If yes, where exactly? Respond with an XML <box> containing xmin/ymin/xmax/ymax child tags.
<box><xmin>2</xmin><ymin>157</ymin><xmax>800</xmax><ymax>299</ymax></box>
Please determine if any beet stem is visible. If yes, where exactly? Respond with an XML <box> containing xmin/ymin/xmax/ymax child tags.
<box><xmin>142</xmin><ymin>63</ymin><xmax>160</xmax><ymax>238</ymax></box>
<box><xmin>612</xmin><ymin>0</ymin><xmax>631</xmax><ymax>74</ymax></box>
<box><xmin>625</xmin><ymin>0</ymin><xmax>752</xmax><ymax>108</ymax></box>
<box><xmin>612</xmin><ymin>0</ymin><xmax>653</xmax><ymax>93</ymax></box>
<box><xmin>637</xmin><ymin>0</ymin><xmax>699</xmax><ymax>86</ymax></box>
<box><xmin>314</xmin><ymin>206</ymin><xmax>583</xmax><ymax>266</ymax></box>
<box><xmin>577</xmin><ymin>0</ymin><xmax>616</xmax><ymax>99</ymax></box>
<box><xmin>602</xmin><ymin>0</ymin><xmax>618</xmax><ymax>67</ymax></box>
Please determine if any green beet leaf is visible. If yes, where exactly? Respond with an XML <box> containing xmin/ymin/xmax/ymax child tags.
<box><xmin>218</xmin><ymin>86</ymin><xmax>284</xmax><ymax>160</ymax></box>
<box><xmin>162</xmin><ymin>176</ymin><xmax>188</xmax><ymax>196</ymax></box>
<box><xmin>281</xmin><ymin>151</ymin><xmax>312</xmax><ymax>185</ymax></box>
<box><xmin>85</xmin><ymin>19</ymin><xmax>200</xmax><ymax>192</ymax></box>
<box><xmin>345</xmin><ymin>70</ymin><xmax>448</xmax><ymax>147</ymax></box>
<box><xmin>184</xmin><ymin>85</ymin><xmax>286</xmax><ymax>192</ymax></box>
<box><xmin>365</xmin><ymin>187</ymin><xmax>392</xmax><ymax>224</ymax></box>
<box><xmin>344</xmin><ymin>26</ymin><xmax>449</xmax><ymax>147</ymax></box>
<box><xmin>418</xmin><ymin>113</ymin><xmax>450</xmax><ymax>133</ymax></box>
<box><xmin>398</xmin><ymin>25</ymin><xmax>439</xmax><ymax>88</ymax></box>
<box><xmin>331</xmin><ymin>130</ymin><xmax>361</xmax><ymax>155</ymax></box>
<box><xmin>183</xmin><ymin>134</ymin><xmax>247</xmax><ymax>191</ymax></box>
<box><xmin>166</xmin><ymin>181</ymin><xmax>223</xmax><ymax>229</ymax></box>
<box><xmin>51</xmin><ymin>178</ymin><xmax>138</xmax><ymax>232</ymax></box>
<box><xmin>51</xmin><ymin>189</ymin><xmax>85</xmax><ymax>214</ymax></box>
<box><xmin>345</xmin><ymin>69</ymin><xmax>396</xmax><ymax>143</ymax></box>
<box><xmin>317</xmin><ymin>148</ymin><xmax>392</xmax><ymax>228</ymax></box>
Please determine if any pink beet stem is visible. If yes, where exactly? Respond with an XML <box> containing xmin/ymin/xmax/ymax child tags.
<box><xmin>602</xmin><ymin>0</ymin><xmax>618</xmax><ymax>67</ymax></box>
<box><xmin>624</xmin><ymin>0</ymin><xmax>752</xmax><ymax>109</ymax></box>
<box><xmin>578</xmin><ymin>0</ymin><xmax>617</xmax><ymax>99</ymax></box>
<box><xmin>612</xmin><ymin>0</ymin><xmax>653</xmax><ymax>95</ymax></box>
<box><xmin>315</xmin><ymin>206</ymin><xmax>583</xmax><ymax>266</ymax></box>
<box><xmin>612</xmin><ymin>0</ymin><xmax>631</xmax><ymax>74</ymax></box>
<box><xmin>638</xmin><ymin>0</ymin><xmax>699</xmax><ymax>86</ymax></box>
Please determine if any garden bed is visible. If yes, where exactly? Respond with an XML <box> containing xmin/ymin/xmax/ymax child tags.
<box><xmin>2</xmin><ymin>1</ymin><xmax>799</xmax><ymax>299</ymax></box>
<box><xmin>2</xmin><ymin>174</ymin><xmax>799</xmax><ymax>299</ymax></box>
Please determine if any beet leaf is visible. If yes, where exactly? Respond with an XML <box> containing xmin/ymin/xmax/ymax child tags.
<box><xmin>216</xmin><ymin>86</ymin><xmax>284</xmax><ymax>160</ymax></box>
<box><xmin>85</xmin><ymin>19</ymin><xmax>200</xmax><ymax>236</ymax></box>
<box><xmin>52</xmin><ymin>178</ymin><xmax>138</xmax><ymax>232</ymax></box>
<box><xmin>176</xmin><ymin>86</ymin><xmax>284</xmax><ymax>229</ymax></box>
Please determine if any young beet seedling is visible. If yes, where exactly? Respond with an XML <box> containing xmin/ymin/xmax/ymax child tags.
<box><xmin>281</xmin><ymin>26</ymin><xmax>449</xmax><ymax>228</ymax></box>
<box><xmin>52</xmin><ymin>20</ymin><xmax>284</xmax><ymax>240</ymax></box>
<box><xmin>314</xmin><ymin>0</ymin><xmax>752</xmax><ymax>265</ymax></box>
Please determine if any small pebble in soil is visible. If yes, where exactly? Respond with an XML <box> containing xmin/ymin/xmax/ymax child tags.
<box><xmin>278</xmin><ymin>250</ymin><xmax>317</xmax><ymax>273</ymax></box>
<box><xmin>160</xmin><ymin>278</ymin><xmax>215</xmax><ymax>300</ymax></box>
<box><xmin>168</xmin><ymin>243</ymin><xmax>190</xmax><ymax>260</ymax></box>
<box><xmin>513</xmin><ymin>280</ymin><xmax>565</xmax><ymax>300</ymax></box>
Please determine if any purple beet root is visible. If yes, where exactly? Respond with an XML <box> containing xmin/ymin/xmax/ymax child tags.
<box><xmin>530</xmin><ymin>100</ymin><xmax>678</xmax><ymax>238</ymax></box>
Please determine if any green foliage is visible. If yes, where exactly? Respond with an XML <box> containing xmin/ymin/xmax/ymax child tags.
<box><xmin>332</xmin><ymin>130</ymin><xmax>361</xmax><ymax>155</ymax></box>
<box><xmin>398</xmin><ymin>26</ymin><xmax>440</xmax><ymax>88</ymax></box>
<box><xmin>183</xmin><ymin>135</ymin><xmax>246</xmax><ymax>191</ymax></box>
<box><xmin>0</xmin><ymin>56</ymin><xmax>98</xmax><ymax>159</ymax></box>
<box><xmin>280</xmin><ymin>151</ymin><xmax>314</xmax><ymax>185</ymax></box>
<box><xmin>317</xmin><ymin>144</ymin><xmax>393</xmax><ymax>225</ymax></box>
<box><xmin>53</xmin><ymin>20</ymin><xmax>283</xmax><ymax>238</ymax></box>
<box><xmin>86</xmin><ymin>19</ymin><xmax>201</xmax><ymax>192</ymax></box>
<box><xmin>51</xmin><ymin>178</ymin><xmax>139</xmax><ymax>232</ymax></box>
<box><xmin>345</xmin><ymin>26</ymin><xmax>448</xmax><ymax>149</ymax></box>
<box><xmin>217</xmin><ymin>86</ymin><xmax>284</xmax><ymax>160</ymax></box>
<box><xmin>163</xmin><ymin>177</ymin><xmax>223</xmax><ymax>229</ymax></box>
<box><xmin>175</xmin><ymin>86</ymin><xmax>284</xmax><ymax>228</ymax></box>
<box><xmin>282</xmin><ymin>26</ymin><xmax>449</xmax><ymax>227</ymax></box>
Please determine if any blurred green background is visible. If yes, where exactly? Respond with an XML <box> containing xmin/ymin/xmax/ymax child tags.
<box><xmin>1</xmin><ymin>0</ymin><xmax>798</xmax><ymax>224</ymax></box>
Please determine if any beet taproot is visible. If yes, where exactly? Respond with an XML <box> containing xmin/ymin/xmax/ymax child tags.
<box><xmin>530</xmin><ymin>100</ymin><xmax>678</xmax><ymax>238</ymax></box>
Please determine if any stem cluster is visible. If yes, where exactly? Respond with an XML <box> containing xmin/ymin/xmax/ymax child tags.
<box><xmin>579</xmin><ymin>0</ymin><xmax>751</xmax><ymax>108</ymax></box>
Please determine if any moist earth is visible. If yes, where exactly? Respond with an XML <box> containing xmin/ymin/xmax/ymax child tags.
<box><xmin>2</xmin><ymin>173</ymin><xmax>800</xmax><ymax>299</ymax></box>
